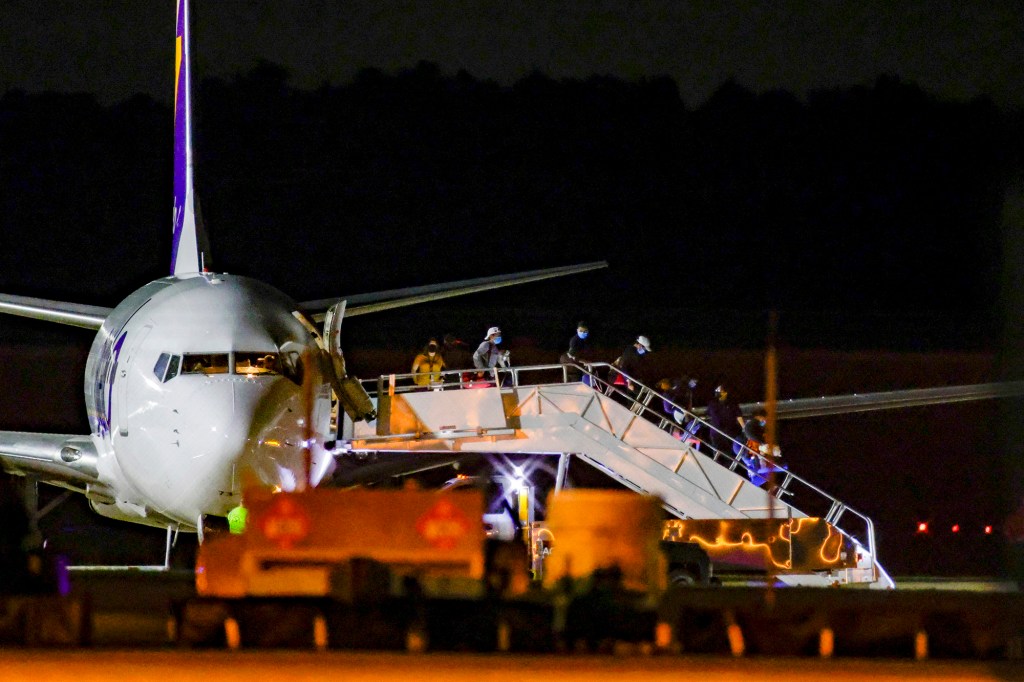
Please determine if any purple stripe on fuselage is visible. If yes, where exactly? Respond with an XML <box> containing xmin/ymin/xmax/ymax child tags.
<box><xmin>105</xmin><ymin>331</ymin><xmax>128</xmax><ymax>433</ymax></box>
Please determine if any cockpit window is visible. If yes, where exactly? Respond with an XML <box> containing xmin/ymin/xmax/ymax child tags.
<box><xmin>166</xmin><ymin>354</ymin><xmax>180</xmax><ymax>381</ymax></box>
<box><xmin>234</xmin><ymin>352</ymin><xmax>280</xmax><ymax>376</ymax></box>
<box><xmin>182</xmin><ymin>353</ymin><xmax>230</xmax><ymax>375</ymax></box>
<box><xmin>153</xmin><ymin>353</ymin><xmax>182</xmax><ymax>382</ymax></box>
<box><xmin>153</xmin><ymin>353</ymin><xmax>170</xmax><ymax>380</ymax></box>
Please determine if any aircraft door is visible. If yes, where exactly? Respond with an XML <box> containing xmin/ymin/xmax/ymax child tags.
<box><xmin>322</xmin><ymin>300</ymin><xmax>376</xmax><ymax>423</ymax></box>
<box><xmin>323</xmin><ymin>300</ymin><xmax>347</xmax><ymax>379</ymax></box>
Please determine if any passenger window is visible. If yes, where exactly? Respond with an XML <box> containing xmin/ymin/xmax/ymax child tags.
<box><xmin>153</xmin><ymin>353</ymin><xmax>170</xmax><ymax>381</ymax></box>
<box><xmin>182</xmin><ymin>353</ymin><xmax>230</xmax><ymax>375</ymax></box>
<box><xmin>235</xmin><ymin>352</ymin><xmax>280</xmax><ymax>376</ymax></box>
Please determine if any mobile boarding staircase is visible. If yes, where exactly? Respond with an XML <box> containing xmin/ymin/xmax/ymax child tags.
<box><xmin>338</xmin><ymin>363</ymin><xmax>895</xmax><ymax>589</ymax></box>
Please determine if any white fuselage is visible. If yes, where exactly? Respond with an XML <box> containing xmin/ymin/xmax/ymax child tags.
<box><xmin>82</xmin><ymin>273</ymin><xmax>334</xmax><ymax>530</ymax></box>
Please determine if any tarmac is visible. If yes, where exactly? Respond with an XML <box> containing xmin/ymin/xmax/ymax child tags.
<box><xmin>1</xmin><ymin>650</ymin><xmax>1021</xmax><ymax>681</ymax></box>
<box><xmin>32</xmin><ymin>567</ymin><xmax>1016</xmax><ymax>658</ymax></box>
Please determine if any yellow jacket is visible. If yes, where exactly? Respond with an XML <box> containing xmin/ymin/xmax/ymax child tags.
<box><xmin>412</xmin><ymin>352</ymin><xmax>446</xmax><ymax>386</ymax></box>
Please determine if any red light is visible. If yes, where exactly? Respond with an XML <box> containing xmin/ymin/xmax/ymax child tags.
<box><xmin>916</xmin><ymin>522</ymin><xmax>928</xmax><ymax>534</ymax></box>
<box><xmin>984</xmin><ymin>525</ymin><xmax>993</xmax><ymax>535</ymax></box>
<box><xmin>951</xmin><ymin>524</ymin><xmax>960</xmax><ymax>533</ymax></box>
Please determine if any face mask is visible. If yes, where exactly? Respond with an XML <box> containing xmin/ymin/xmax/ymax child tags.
<box><xmin>636</xmin><ymin>347</ymin><xmax>646</xmax><ymax>355</ymax></box>
<box><xmin>578</xmin><ymin>331</ymin><xmax>588</xmax><ymax>339</ymax></box>
<box><xmin>493</xmin><ymin>336</ymin><xmax>502</xmax><ymax>345</ymax></box>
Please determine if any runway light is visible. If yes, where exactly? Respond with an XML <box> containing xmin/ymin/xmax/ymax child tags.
<box><xmin>916</xmin><ymin>522</ymin><xmax>929</xmax><ymax>534</ymax></box>
<box><xmin>951</xmin><ymin>524</ymin><xmax>960</xmax><ymax>533</ymax></box>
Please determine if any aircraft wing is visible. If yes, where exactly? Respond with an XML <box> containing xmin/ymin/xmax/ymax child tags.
<box><xmin>0</xmin><ymin>294</ymin><xmax>110</xmax><ymax>330</ymax></box>
<box><xmin>732</xmin><ymin>381</ymin><xmax>1024</xmax><ymax>420</ymax></box>
<box><xmin>0</xmin><ymin>432</ymin><xmax>104</xmax><ymax>494</ymax></box>
<box><xmin>301</xmin><ymin>261</ymin><xmax>608</xmax><ymax>321</ymax></box>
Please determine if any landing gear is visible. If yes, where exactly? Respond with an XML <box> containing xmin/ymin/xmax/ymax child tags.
<box><xmin>164</xmin><ymin>524</ymin><xmax>181</xmax><ymax>569</ymax></box>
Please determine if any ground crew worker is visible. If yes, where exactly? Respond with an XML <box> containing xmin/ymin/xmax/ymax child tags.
<box><xmin>411</xmin><ymin>339</ymin><xmax>446</xmax><ymax>387</ymax></box>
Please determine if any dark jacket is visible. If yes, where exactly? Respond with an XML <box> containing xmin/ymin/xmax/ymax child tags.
<box><xmin>567</xmin><ymin>334</ymin><xmax>589</xmax><ymax>361</ymax></box>
<box><xmin>443</xmin><ymin>342</ymin><xmax>472</xmax><ymax>371</ymax></box>
<box><xmin>618</xmin><ymin>345</ymin><xmax>647</xmax><ymax>383</ymax></box>
<box><xmin>707</xmin><ymin>398</ymin><xmax>743</xmax><ymax>438</ymax></box>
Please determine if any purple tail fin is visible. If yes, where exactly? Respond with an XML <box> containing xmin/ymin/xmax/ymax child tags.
<box><xmin>171</xmin><ymin>0</ymin><xmax>201</xmax><ymax>276</ymax></box>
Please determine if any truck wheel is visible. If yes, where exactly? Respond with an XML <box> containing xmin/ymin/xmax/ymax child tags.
<box><xmin>668</xmin><ymin>566</ymin><xmax>698</xmax><ymax>587</ymax></box>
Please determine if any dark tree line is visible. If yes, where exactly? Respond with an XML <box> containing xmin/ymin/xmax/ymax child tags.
<box><xmin>0</xmin><ymin>62</ymin><xmax>1019</xmax><ymax>338</ymax></box>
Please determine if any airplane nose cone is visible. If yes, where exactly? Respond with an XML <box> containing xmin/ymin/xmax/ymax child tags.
<box><xmin>130</xmin><ymin>374</ymin><xmax>316</xmax><ymax>523</ymax></box>
<box><xmin>174</xmin><ymin>378</ymin><xmax>280</xmax><ymax>512</ymax></box>
<box><xmin>181</xmin><ymin>381</ymin><xmax>249</xmax><ymax>454</ymax></box>
<box><xmin>246</xmin><ymin>378</ymin><xmax>327</xmax><ymax>492</ymax></box>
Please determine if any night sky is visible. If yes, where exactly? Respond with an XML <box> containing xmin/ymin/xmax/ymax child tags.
<box><xmin>1</xmin><ymin>1</ymin><xmax>1023</xmax><ymax>577</ymax></box>
<box><xmin>0</xmin><ymin>1</ymin><xmax>1021</xmax><ymax>110</ymax></box>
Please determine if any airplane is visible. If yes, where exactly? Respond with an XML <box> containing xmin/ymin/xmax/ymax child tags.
<box><xmin>1</xmin><ymin>2</ymin><xmax>1017</xmax><ymax>563</ymax></box>
<box><xmin>0</xmin><ymin>0</ymin><xmax>605</xmax><ymax>540</ymax></box>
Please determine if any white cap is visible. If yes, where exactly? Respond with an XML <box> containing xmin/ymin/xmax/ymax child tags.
<box><xmin>485</xmin><ymin>326</ymin><xmax>502</xmax><ymax>339</ymax></box>
<box><xmin>637</xmin><ymin>335</ymin><xmax>652</xmax><ymax>351</ymax></box>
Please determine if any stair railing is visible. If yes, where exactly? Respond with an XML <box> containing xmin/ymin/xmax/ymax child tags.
<box><xmin>357</xmin><ymin>361</ymin><xmax>879</xmax><ymax>565</ymax></box>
